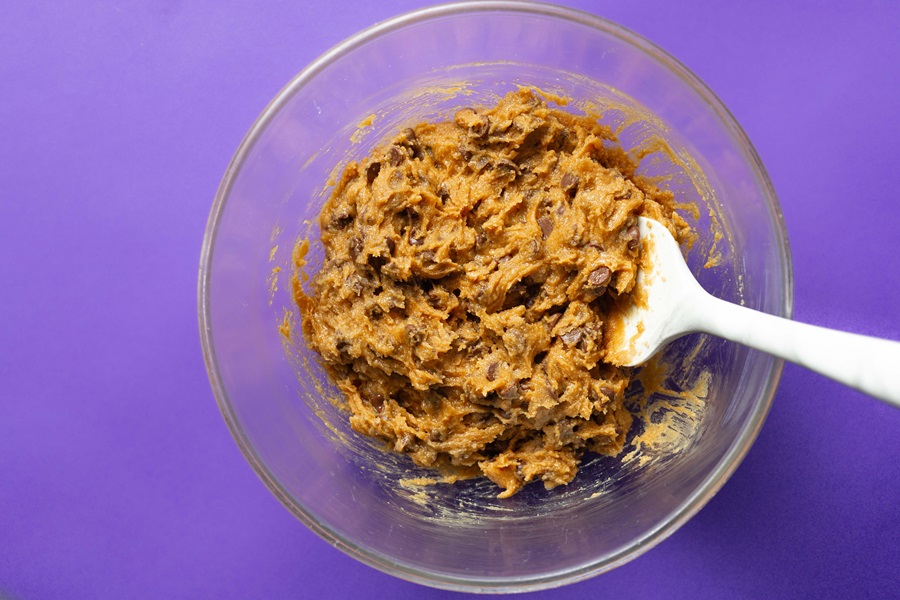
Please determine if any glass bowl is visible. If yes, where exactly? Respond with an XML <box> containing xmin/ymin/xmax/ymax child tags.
<box><xmin>199</xmin><ymin>1</ymin><xmax>791</xmax><ymax>593</ymax></box>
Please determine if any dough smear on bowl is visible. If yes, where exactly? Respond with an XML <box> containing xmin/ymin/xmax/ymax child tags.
<box><xmin>295</xmin><ymin>88</ymin><xmax>691</xmax><ymax>497</ymax></box>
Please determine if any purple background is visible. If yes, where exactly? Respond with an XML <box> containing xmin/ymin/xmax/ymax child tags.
<box><xmin>2</xmin><ymin>1</ymin><xmax>898</xmax><ymax>598</ymax></box>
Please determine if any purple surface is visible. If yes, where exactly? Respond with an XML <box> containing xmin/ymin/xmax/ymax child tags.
<box><xmin>1</xmin><ymin>1</ymin><xmax>898</xmax><ymax>598</ymax></box>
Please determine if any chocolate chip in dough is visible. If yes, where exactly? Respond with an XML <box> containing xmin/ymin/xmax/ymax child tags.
<box><xmin>389</xmin><ymin>146</ymin><xmax>404</xmax><ymax>166</ymax></box>
<box><xmin>586</xmin><ymin>266</ymin><xmax>611</xmax><ymax>289</ymax></box>
<box><xmin>329</xmin><ymin>209</ymin><xmax>354</xmax><ymax>230</ymax></box>
<box><xmin>366</xmin><ymin>161</ymin><xmax>381</xmax><ymax>185</ymax></box>
<box><xmin>349</xmin><ymin>237</ymin><xmax>363</xmax><ymax>260</ymax></box>
<box><xmin>486</xmin><ymin>361</ymin><xmax>499</xmax><ymax>381</ymax></box>
<box><xmin>471</xmin><ymin>115</ymin><xmax>490</xmax><ymax>138</ymax></box>
<box><xmin>623</xmin><ymin>224</ymin><xmax>640</xmax><ymax>252</ymax></box>
<box><xmin>560</xmin><ymin>328</ymin><xmax>583</xmax><ymax>346</ymax></box>
<box><xmin>538</xmin><ymin>216</ymin><xmax>553</xmax><ymax>239</ymax></box>
<box><xmin>560</xmin><ymin>172</ymin><xmax>579</xmax><ymax>197</ymax></box>
<box><xmin>498</xmin><ymin>382</ymin><xmax>521</xmax><ymax>400</ymax></box>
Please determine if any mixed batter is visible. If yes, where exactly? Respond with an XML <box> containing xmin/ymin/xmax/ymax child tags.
<box><xmin>295</xmin><ymin>88</ymin><xmax>690</xmax><ymax>497</ymax></box>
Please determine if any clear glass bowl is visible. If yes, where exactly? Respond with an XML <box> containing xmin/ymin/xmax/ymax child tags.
<box><xmin>199</xmin><ymin>1</ymin><xmax>791</xmax><ymax>593</ymax></box>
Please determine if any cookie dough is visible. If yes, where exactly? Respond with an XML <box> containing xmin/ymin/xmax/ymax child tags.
<box><xmin>295</xmin><ymin>88</ymin><xmax>688</xmax><ymax>497</ymax></box>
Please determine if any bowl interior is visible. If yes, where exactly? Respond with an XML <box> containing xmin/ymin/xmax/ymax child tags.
<box><xmin>201</xmin><ymin>3</ymin><xmax>789</xmax><ymax>592</ymax></box>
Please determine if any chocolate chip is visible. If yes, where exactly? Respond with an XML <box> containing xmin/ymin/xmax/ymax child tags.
<box><xmin>496</xmin><ymin>158</ymin><xmax>519</xmax><ymax>173</ymax></box>
<box><xmin>508</xmin><ymin>281</ymin><xmax>526</xmax><ymax>297</ymax></box>
<box><xmin>561</xmin><ymin>172</ymin><xmax>579</xmax><ymax>195</ymax></box>
<box><xmin>389</xmin><ymin>146</ymin><xmax>404</xmax><ymax>166</ymax></box>
<box><xmin>406</xmin><ymin>324</ymin><xmax>423</xmax><ymax>344</ymax></box>
<box><xmin>585</xmin><ymin>241</ymin><xmax>605</xmax><ymax>252</ymax></box>
<box><xmin>366</xmin><ymin>393</ymin><xmax>385</xmax><ymax>410</ymax></box>
<box><xmin>426</xmin><ymin>291</ymin><xmax>441</xmax><ymax>308</ymax></box>
<box><xmin>537</xmin><ymin>216</ymin><xmax>553</xmax><ymax>239</ymax></box>
<box><xmin>348</xmin><ymin>274</ymin><xmax>368</xmax><ymax>295</ymax></box>
<box><xmin>600</xmin><ymin>386</ymin><xmax>615</xmax><ymax>399</ymax></box>
<box><xmin>475</xmin><ymin>231</ymin><xmax>487</xmax><ymax>247</ymax></box>
<box><xmin>389</xmin><ymin>169</ymin><xmax>405</xmax><ymax>187</ymax></box>
<box><xmin>397</xmin><ymin>432</ymin><xmax>415</xmax><ymax>451</ymax></box>
<box><xmin>386</xmin><ymin>237</ymin><xmax>396</xmax><ymax>255</ymax></box>
<box><xmin>498</xmin><ymin>382</ymin><xmax>521</xmax><ymax>400</ymax></box>
<box><xmin>561</xmin><ymin>328</ymin><xmax>583</xmax><ymax>346</ymax></box>
<box><xmin>555</xmin><ymin>418</ymin><xmax>577</xmax><ymax>445</ymax></box>
<box><xmin>455</xmin><ymin>108</ymin><xmax>490</xmax><ymax>138</ymax></box>
<box><xmin>349</xmin><ymin>237</ymin><xmax>363</xmax><ymax>260</ymax></box>
<box><xmin>409</xmin><ymin>234</ymin><xmax>423</xmax><ymax>246</ymax></box>
<box><xmin>366</xmin><ymin>161</ymin><xmax>381</xmax><ymax>185</ymax></box>
<box><xmin>486</xmin><ymin>361</ymin><xmax>499</xmax><ymax>381</ymax></box>
<box><xmin>401</xmin><ymin>128</ymin><xmax>422</xmax><ymax>159</ymax></box>
<box><xmin>506</xmin><ymin>328</ymin><xmax>528</xmax><ymax>355</ymax></box>
<box><xmin>586</xmin><ymin>266</ymin><xmax>611</xmax><ymax>288</ymax></box>
<box><xmin>471</xmin><ymin>115</ymin><xmax>490</xmax><ymax>138</ymax></box>
<box><xmin>545</xmin><ymin>312</ymin><xmax>563</xmax><ymax>329</ymax></box>
<box><xmin>329</xmin><ymin>209</ymin><xmax>354</xmax><ymax>230</ymax></box>
<box><xmin>623</xmin><ymin>224</ymin><xmax>640</xmax><ymax>252</ymax></box>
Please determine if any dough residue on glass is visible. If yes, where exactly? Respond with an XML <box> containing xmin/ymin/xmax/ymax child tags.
<box><xmin>294</xmin><ymin>88</ymin><xmax>692</xmax><ymax>497</ymax></box>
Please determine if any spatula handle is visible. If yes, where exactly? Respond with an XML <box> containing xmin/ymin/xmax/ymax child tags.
<box><xmin>695</xmin><ymin>294</ymin><xmax>900</xmax><ymax>407</ymax></box>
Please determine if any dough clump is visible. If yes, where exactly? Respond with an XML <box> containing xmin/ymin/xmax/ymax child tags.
<box><xmin>296</xmin><ymin>89</ymin><xmax>687</xmax><ymax>497</ymax></box>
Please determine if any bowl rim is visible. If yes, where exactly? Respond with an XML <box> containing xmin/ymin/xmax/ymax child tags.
<box><xmin>198</xmin><ymin>0</ymin><xmax>793</xmax><ymax>592</ymax></box>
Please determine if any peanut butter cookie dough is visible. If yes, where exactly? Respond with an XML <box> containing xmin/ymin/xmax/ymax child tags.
<box><xmin>295</xmin><ymin>88</ymin><xmax>690</xmax><ymax>497</ymax></box>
